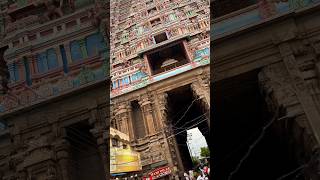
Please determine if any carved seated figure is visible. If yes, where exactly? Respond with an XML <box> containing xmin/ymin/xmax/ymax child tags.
<box><xmin>4</xmin><ymin>15</ymin><xmax>17</xmax><ymax>33</ymax></box>
<box><xmin>43</xmin><ymin>0</ymin><xmax>64</xmax><ymax>20</ymax></box>
<box><xmin>161</xmin><ymin>58</ymin><xmax>178</xmax><ymax>71</ymax></box>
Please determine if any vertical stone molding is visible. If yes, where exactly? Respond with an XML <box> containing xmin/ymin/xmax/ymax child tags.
<box><xmin>279</xmin><ymin>41</ymin><xmax>320</xmax><ymax>145</ymax></box>
<box><xmin>114</xmin><ymin>102</ymin><xmax>130</xmax><ymax>136</ymax></box>
<box><xmin>78</xmin><ymin>39</ymin><xmax>88</xmax><ymax>59</ymax></box>
<box><xmin>55</xmin><ymin>140</ymin><xmax>71</xmax><ymax>180</ymax></box>
<box><xmin>138</xmin><ymin>94</ymin><xmax>156</xmax><ymax>136</ymax></box>
<box><xmin>90</xmin><ymin>128</ymin><xmax>108</xmax><ymax>180</ymax></box>
<box><xmin>63</xmin><ymin>43</ymin><xmax>72</xmax><ymax>64</ymax></box>
<box><xmin>126</xmin><ymin>104</ymin><xmax>135</xmax><ymax>140</ymax></box>
<box><xmin>54</xmin><ymin>46</ymin><xmax>63</xmax><ymax>67</ymax></box>
<box><xmin>191</xmin><ymin>77</ymin><xmax>210</xmax><ymax>109</ymax></box>
<box><xmin>191</xmin><ymin>74</ymin><xmax>210</xmax><ymax>128</ymax></box>
<box><xmin>155</xmin><ymin>92</ymin><xmax>168</xmax><ymax>130</ymax></box>
<box><xmin>259</xmin><ymin>59</ymin><xmax>320</xmax><ymax>176</ymax></box>
<box><xmin>25</xmin><ymin>54</ymin><xmax>37</xmax><ymax>76</ymax></box>
<box><xmin>46</xmin><ymin>164</ymin><xmax>57</xmax><ymax>180</ymax></box>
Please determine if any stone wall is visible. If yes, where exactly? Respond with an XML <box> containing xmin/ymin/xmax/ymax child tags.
<box><xmin>0</xmin><ymin>83</ymin><xmax>108</xmax><ymax>180</ymax></box>
<box><xmin>213</xmin><ymin>3</ymin><xmax>320</xmax><ymax>178</ymax></box>
<box><xmin>111</xmin><ymin>65</ymin><xmax>209</xmax><ymax>176</ymax></box>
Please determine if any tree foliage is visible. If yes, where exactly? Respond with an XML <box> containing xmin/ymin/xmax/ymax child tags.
<box><xmin>200</xmin><ymin>147</ymin><xmax>210</xmax><ymax>158</ymax></box>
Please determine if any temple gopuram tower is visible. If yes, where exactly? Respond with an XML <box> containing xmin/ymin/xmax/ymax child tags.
<box><xmin>110</xmin><ymin>0</ymin><xmax>210</xmax><ymax>178</ymax></box>
<box><xmin>0</xmin><ymin>0</ymin><xmax>109</xmax><ymax>179</ymax></box>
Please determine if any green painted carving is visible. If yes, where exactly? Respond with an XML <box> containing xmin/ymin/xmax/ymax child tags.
<box><xmin>75</xmin><ymin>0</ymin><xmax>93</xmax><ymax>9</ymax></box>
<box><xmin>78</xmin><ymin>39</ymin><xmax>88</xmax><ymax>59</ymax></box>
<box><xmin>16</xmin><ymin>0</ymin><xmax>27</xmax><ymax>7</ymax></box>
<box><xmin>102</xmin><ymin>60</ymin><xmax>109</xmax><ymax>77</ymax></box>
<box><xmin>288</xmin><ymin>0</ymin><xmax>307</xmax><ymax>10</ymax></box>
<box><xmin>78</xmin><ymin>66</ymin><xmax>95</xmax><ymax>85</ymax></box>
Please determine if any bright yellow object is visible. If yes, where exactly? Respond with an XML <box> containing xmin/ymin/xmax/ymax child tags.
<box><xmin>110</xmin><ymin>148</ymin><xmax>142</xmax><ymax>174</ymax></box>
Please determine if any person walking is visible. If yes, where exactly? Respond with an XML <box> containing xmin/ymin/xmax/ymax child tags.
<box><xmin>196</xmin><ymin>173</ymin><xmax>204</xmax><ymax>180</ymax></box>
<box><xmin>184</xmin><ymin>172</ymin><xmax>190</xmax><ymax>180</ymax></box>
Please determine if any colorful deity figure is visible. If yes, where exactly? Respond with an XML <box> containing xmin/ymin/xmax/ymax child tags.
<box><xmin>258</xmin><ymin>0</ymin><xmax>277</xmax><ymax>19</ymax></box>
<box><xmin>4</xmin><ymin>14</ymin><xmax>16</xmax><ymax>33</ymax></box>
<box><xmin>43</xmin><ymin>0</ymin><xmax>64</xmax><ymax>20</ymax></box>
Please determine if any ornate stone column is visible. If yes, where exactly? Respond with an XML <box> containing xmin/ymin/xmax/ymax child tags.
<box><xmin>154</xmin><ymin>93</ymin><xmax>176</xmax><ymax>168</ymax></box>
<box><xmin>90</xmin><ymin>127</ymin><xmax>108</xmax><ymax>180</ymax></box>
<box><xmin>114</xmin><ymin>102</ymin><xmax>131</xmax><ymax>136</ymax></box>
<box><xmin>78</xmin><ymin>39</ymin><xmax>88</xmax><ymax>59</ymax></box>
<box><xmin>278</xmin><ymin>41</ymin><xmax>320</xmax><ymax>145</ymax></box>
<box><xmin>191</xmin><ymin>72</ymin><xmax>210</xmax><ymax>107</ymax></box>
<box><xmin>126</xmin><ymin>104</ymin><xmax>135</xmax><ymax>140</ymax></box>
<box><xmin>46</xmin><ymin>164</ymin><xmax>57</xmax><ymax>180</ymax></box>
<box><xmin>191</xmin><ymin>71</ymin><xmax>210</xmax><ymax>127</ymax></box>
<box><xmin>258</xmin><ymin>38</ymin><xmax>320</xmax><ymax>178</ymax></box>
<box><xmin>54</xmin><ymin>46</ymin><xmax>63</xmax><ymax>67</ymax></box>
<box><xmin>63</xmin><ymin>43</ymin><xmax>73</xmax><ymax>64</ymax></box>
<box><xmin>138</xmin><ymin>94</ymin><xmax>156</xmax><ymax>135</ymax></box>
<box><xmin>55</xmin><ymin>139</ymin><xmax>71</xmax><ymax>180</ymax></box>
<box><xmin>25</xmin><ymin>54</ymin><xmax>37</xmax><ymax>76</ymax></box>
<box><xmin>154</xmin><ymin>92</ymin><xmax>168</xmax><ymax>130</ymax></box>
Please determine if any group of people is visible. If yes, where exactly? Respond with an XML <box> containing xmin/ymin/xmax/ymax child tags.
<box><xmin>183</xmin><ymin>165</ymin><xmax>210</xmax><ymax>180</ymax></box>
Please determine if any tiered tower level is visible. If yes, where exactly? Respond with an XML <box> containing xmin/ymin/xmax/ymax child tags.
<box><xmin>110</xmin><ymin>0</ymin><xmax>210</xmax><ymax>177</ymax></box>
<box><xmin>0</xmin><ymin>0</ymin><xmax>110</xmax><ymax>179</ymax></box>
<box><xmin>0</xmin><ymin>0</ymin><xmax>109</xmax><ymax>114</ymax></box>
<box><xmin>110</xmin><ymin>0</ymin><xmax>210</xmax><ymax>98</ymax></box>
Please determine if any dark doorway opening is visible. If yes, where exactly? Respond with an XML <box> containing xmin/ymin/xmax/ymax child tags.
<box><xmin>66</xmin><ymin>121</ymin><xmax>105</xmax><ymax>180</ymax></box>
<box><xmin>154</xmin><ymin>32</ymin><xmax>168</xmax><ymax>44</ymax></box>
<box><xmin>131</xmin><ymin>100</ymin><xmax>146</xmax><ymax>139</ymax></box>
<box><xmin>211</xmin><ymin>0</ymin><xmax>257</xmax><ymax>18</ymax></box>
<box><xmin>212</xmin><ymin>70</ymin><xmax>300</xmax><ymax>180</ymax></box>
<box><xmin>167</xmin><ymin>85</ymin><xmax>209</xmax><ymax>174</ymax></box>
<box><xmin>146</xmin><ymin>42</ymin><xmax>189</xmax><ymax>75</ymax></box>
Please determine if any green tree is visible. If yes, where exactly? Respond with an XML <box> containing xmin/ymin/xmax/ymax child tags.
<box><xmin>192</xmin><ymin>156</ymin><xmax>200</xmax><ymax>166</ymax></box>
<box><xmin>200</xmin><ymin>147</ymin><xmax>210</xmax><ymax>158</ymax></box>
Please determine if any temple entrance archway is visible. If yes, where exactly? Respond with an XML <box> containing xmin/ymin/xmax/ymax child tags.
<box><xmin>166</xmin><ymin>85</ymin><xmax>210</xmax><ymax>174</ymax></box>
<box><xmin>212</xmin><ymin>70</ymin><xmax>304</xmax><ymax>180</ymax></box>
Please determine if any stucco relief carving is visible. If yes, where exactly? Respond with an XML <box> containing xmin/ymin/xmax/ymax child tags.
<box><xmin>259</xmin><ymin>59</ymin><xmax>319</xmax><ymax>168</ymax></box>
<box><xmin>22</xmin><ymin>137</ymin><xmax>53</xmax><ymax>169</ymax></box>
<box><xmin>157</xmin><ymin>93</ymin><xmax>168</xmax><ymax>126</ymax></box>
<box><xmin>46</xmin><ymin>165</ymin><xmax>57</xmax><ymax>180</ymax></box>
<box><xmin>138</xmin><ymin>94</ymin><xmax>152</xmax><ymax>112</ymax></box>
<box><xmin>56</xmin><ymin>76</ymin><xmax>73</xmax><ymax>92</ymax></box>
<box><xmin>258</xmin><ymin>0</ymin><xmax>276</xmax><ymax>19</ymax></box>
<box><xmin>259</xmin><ymin>63</ymin><xmax>297</xmax><ymax>107</ymax></box>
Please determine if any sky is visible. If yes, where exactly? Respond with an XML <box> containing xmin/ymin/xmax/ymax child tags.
<box><xmin>187</xmin><ymin>127</ymin><xmax>208</xmax><ymax>158</ymax></box>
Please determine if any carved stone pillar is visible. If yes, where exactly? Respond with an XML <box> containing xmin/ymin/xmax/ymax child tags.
<box><xmin>126</xmin><ymin>104</ymin><xmax>135</xmax><ymax>140</ymax></box>
<box><xmin>114</xmin><ymin>102</ymin><xmax>130</xmax><ymax>136</ymax></box>
<box><xmin>54</xmin><ymin>46</ymin><xmax>63</xmax><ymax>67</ymax></box>
<box><xmin>25</xmin><ymin>54</ymin><xmax>36</xmax><ymax>76</ymax></box>
<box><xmin>191</xmin><ymin>75</ymin><xmax>210</xmax><ymax>108</ymax></box>
<box><xmin>139</xmin><ymin>95</ymin><xmax>156</xmax><ymax>135</ymax></box>
<box><xmin>90</xmin><ymin>128</ymin><xmax>108</xmax><ymax>180</ymax></box>
<box><xmin>46</xmin><ymin>165</ymin><xmax>57</xmax><ymax>180</ymax></box>
<box><xmin>258</xmin><ymin>46</ymin><xmax>320</xmax><ymax>178</ymax></box>
<box><xmin>78</xmin><ymin>39</ymin><xmax>88</xmax><ymax>59</ymax></box>
<box><xmin>154</xmin><ymin>92</ymin><xmax>168</xmax><ymax>130</ymax></box>
<box><xmin>279</xmin><ymin>41</ymin><xmax>320</xmax><ymax>145</ymax></box>
<box><xmin>63</xmin><ymin>43</ymin><xmax>72</xmax><ymax>64</ymax></box>
<box><xmin>55</xmin><ymin>140</ymin><xmax>71</xmax><ymax>180</ymax></box>
<box><xmin>191</xmin><ymin>72</ymin><xmax>210</xmax><ymax>127</ymax></box>
<box><xmin>153</xmin><ymin>92</ymin><xmax>176</xmax><ymax>168</ymax></box>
